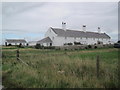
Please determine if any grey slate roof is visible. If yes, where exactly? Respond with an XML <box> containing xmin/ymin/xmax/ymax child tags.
<box><xmin>51</xmin><ymin>27</ymin><xmax>110</xmax><ymax>39</ymax></box>
<box><xmin>37</xmin><ymin>37</ymin><xmax>52</xmax><ymax>44</ymax></box>
<box><xmin>6</xmin><ymin>39</ymin><xmax>27</xmax><ymax>43</ymax></box>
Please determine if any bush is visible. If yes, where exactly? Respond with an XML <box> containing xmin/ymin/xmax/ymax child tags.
<box><xmin>74</xmin><ymin>42</ymin><xmax>82</xmax><ymax>45</ymax></box>
<box><xmin>44</xmin><ymin>46</ymin><xmax>55</xmax><ymax>49</ymax></box>
<box><xmin>85</xmin><ymin>47</ymin><xmax>88</xmax><ymax>49</ymax></box>
<box><xmin>64</xmin><ymin>43</ymin><xmax>67</xmax><ymax>45</ymax></box>
<box><xmin>64</xmin><ymin>49</ymin><xmax>68</xmax><ymax>51</ymax></box>
<box><xmin>94</xmin><ymin>46</ymin><xmax>97</xmax><ymax>49</ymax></box>
<box><xmin>75</xmin><ymin>48</ymin><xmax>78</xmax><ymax>50</ymax></box>
<box><xmin>88</xmin><ymin>45</ymin><xmax>92</xmax><ymax>48</ymax></box>
<box><xmin>68</xmin><ymin>43</ymin><xmax>73</xmax><ymax>45</ymax></box>
<box><xmin>64</xmin><ymin>43</ymin><xmax>73</xmax><ymax>45</ymax></box>
<box><xmin>35</xmin><ymin>44</ymin><xmax>43</xmax><ymax>49</ymax></box>
<box><xmin>103</xmin><ymin>45</ymin><xmax>106</xmax><ymax>47</ymax></box>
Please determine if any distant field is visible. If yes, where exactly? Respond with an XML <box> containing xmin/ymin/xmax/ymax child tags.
<box><xmin>2</xmin><ymin>46</ymin><xmax>119</xmax><ymax>88</ymax></box>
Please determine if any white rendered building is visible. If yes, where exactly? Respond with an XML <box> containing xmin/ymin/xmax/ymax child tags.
<box><xmin>37</xmin><ymin>22</ymin><xmax>111</xmax><ymax>46</ymax></box>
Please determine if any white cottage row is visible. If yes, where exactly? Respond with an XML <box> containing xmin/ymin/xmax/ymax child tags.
<box><xmin>37</xmin><ymin>22</ymin><xmax>111</xmax><ymax>46</ymax></box>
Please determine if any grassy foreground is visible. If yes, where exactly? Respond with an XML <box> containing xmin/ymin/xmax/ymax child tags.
<box><xmin>2</xmin><ymin>47</ymin><xmax>119</xmax><ymax>88</ymax></box>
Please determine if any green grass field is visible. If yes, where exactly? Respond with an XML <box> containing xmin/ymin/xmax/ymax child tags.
<box><xmin>2</xmin><ymin>46</ymin><xmax>119</xmax><ymax>88</ymax></box>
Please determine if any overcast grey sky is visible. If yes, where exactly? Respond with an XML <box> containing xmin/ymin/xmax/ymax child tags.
<box><xmin>2</xmin><ymin>2</ymin><xmax>118</xmax><ymax>44</ymax></box>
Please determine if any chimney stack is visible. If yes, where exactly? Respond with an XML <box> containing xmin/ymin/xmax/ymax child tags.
<box><xmin>98</xmin><ymin>27</ymin><xmax>101</xmax><ymax>34</ymax></box>
<box><xmin>82</xmin><ymin>25</ymin><xmax>86</xmax><ymax>32</ymax></box>
<box><xmin>62</xmin><ymin>22</ymin><xmax>66</xmax><ymax>30</ymax></box>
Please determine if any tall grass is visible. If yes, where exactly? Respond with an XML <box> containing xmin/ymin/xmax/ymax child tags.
<box><xmin>2</xmin><ymin>47</ymin><xmax>119</xmax><ymax>88</ymax></box>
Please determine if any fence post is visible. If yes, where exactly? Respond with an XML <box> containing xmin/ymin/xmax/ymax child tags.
<box><xmin>16</xmin><ymin>49</ymin><xmax>19</xmax><ymax>61</ymax></box>
<box><xmin>96</xmin><ymin>55</ymin><xmax>100</xmax><ymax>78</ymax></box>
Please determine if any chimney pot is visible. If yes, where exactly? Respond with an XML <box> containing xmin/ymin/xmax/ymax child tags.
<box><xmin>82</xmin><ymin>25</ymin><xmax>86</xmax><ymax>32</ymax></box>
<box><xmin>62</xmin><ymin>22</ymin><xmax>66</xmax><ymax>30</ymax></box>
<box><xmin>98</xmin><ymin>27</ymin><xmax>101</xmax><ymax>33</ymax></box>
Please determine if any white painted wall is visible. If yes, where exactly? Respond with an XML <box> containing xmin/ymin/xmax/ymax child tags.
<box><xmin>7</xmin><ymin>42</ymin><xmax>26</xmax><ymax>46</ymax></box>
<box><xmin>45</xmin><ymin>28</ymin><xmax>57</xmax><ymax>39</ymax></box>
<box><xmin>28</xmin><ymin>41</ymin><xmax>37</xmax><ymax>46</ymax></box>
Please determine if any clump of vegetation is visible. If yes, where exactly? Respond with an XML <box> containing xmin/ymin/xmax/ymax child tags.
<box><xmin>35</xmin><ymin>44</ymin><xmax>44</xmax><ymax>49</ymax></box>
<box><xmin>35</xmin><ymin>44</ymin><xmax>55</xmax><ymax>49</ymax></box>
<box><xmin>94</xmin><ymin>46</ymin><xmax>97</xmax><ymax>49</ymax></box>
<box><xmin>74</xmin><ymin>42</ymin><xmax>82</xmax><ymax>45</ymax></box>
<box><xmin>85</xmin><ymin>47</ymin><xmax>88</xmax><ymax>49</ymax></box>
<box><xmin>44</xmin><ymin>46</ymin><xmax>55</xmax><ymax>49</ymax></box>
<box><xmin>88</xmin><ymin>45</ymin><xmax>92</xmax><ymax>48</ymax></box>
<box><xmin>64</xmin><ymin>43</ymin><xmax>73</xmax><ymax>45</ymax></box>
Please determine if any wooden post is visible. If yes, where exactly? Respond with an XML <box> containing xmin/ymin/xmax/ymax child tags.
<box><xmin>96</xmin><ymin>55</ymin><xmax>100</xmax><ymax>78</ymax></box>
<box><xmin>16</xmin><ymin>49</ymin><xmax>19</xmax><ymax>61</ymax></box>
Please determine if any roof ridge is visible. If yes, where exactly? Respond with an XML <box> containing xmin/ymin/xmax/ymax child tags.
<box><xmin>51</xmin><ymin>27</ymin><xmax>104</xmax><ymax>34</ymax></box>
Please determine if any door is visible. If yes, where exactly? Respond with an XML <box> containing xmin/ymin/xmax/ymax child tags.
<box><xmin>50</xmin><ymin>43</ymin><xmax>52</xmax><ymax>46</ymax></box>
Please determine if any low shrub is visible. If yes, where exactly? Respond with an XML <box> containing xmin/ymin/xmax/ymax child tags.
<box><xmin>68</xmin><ymin>43</ymin><xmax>73</xmax><ymax>45</ymax></box>
<box><xmin>64</xmin><ymin>43</ymin><xmax>73</xmax><ymax>45</ymax></box>
<box><xmin>44</xmin><ymin>46</ymin><xmax>55</xmax><ymax>49</ymax></box>
<box><xmin>74</xmin><ymin>42</ymin><xmax>82</xmax><ymax>45</ymax></box>
<box><xmin>94</xmin><ymin>46</ymin><xmax>97</xmax><ymax>49</ymax></box>
<box><xmin>85</xmin><ymin>47</ymin><xmax>88</xmax><ymax>49</ymax></box>
<box><xmin>35</xmin><ymin>44</ymin><xmax>44</xmax><ymax>49</ymax></box>
<box><xmin>88</xmin><ymin>45</ymin><xmax>92</xmax><ymax>48</ymax></box>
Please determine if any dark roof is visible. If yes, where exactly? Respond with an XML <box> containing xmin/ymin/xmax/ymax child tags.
<box><xmin>6</xmin><ymin>39</ymin><xmax>27</xmax><ymax>43</ymax></box>
<box><xmin>51</xmin><ymin>27</ymin><xmax>110</xmax><ymax>39</ymax></box>
<box><xmin>37</xmin><ymin>37</ymin><xmax>52</xmax><ymax>44</ymax></box>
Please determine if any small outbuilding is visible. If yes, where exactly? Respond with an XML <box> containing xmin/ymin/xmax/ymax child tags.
<box><xmin>37</xmin><ymin>37</ymin><xmax>52</xmax><ymax>46</ymax></box>
<box><xmin>5</xmin><ymin>39</ymin><xmax>27</xmax><ymax>46</ymax></box>
<box><xmin>28</xmin><ymin>41</ymin><xmax>37</xmax><ymax>46</ymax></box>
